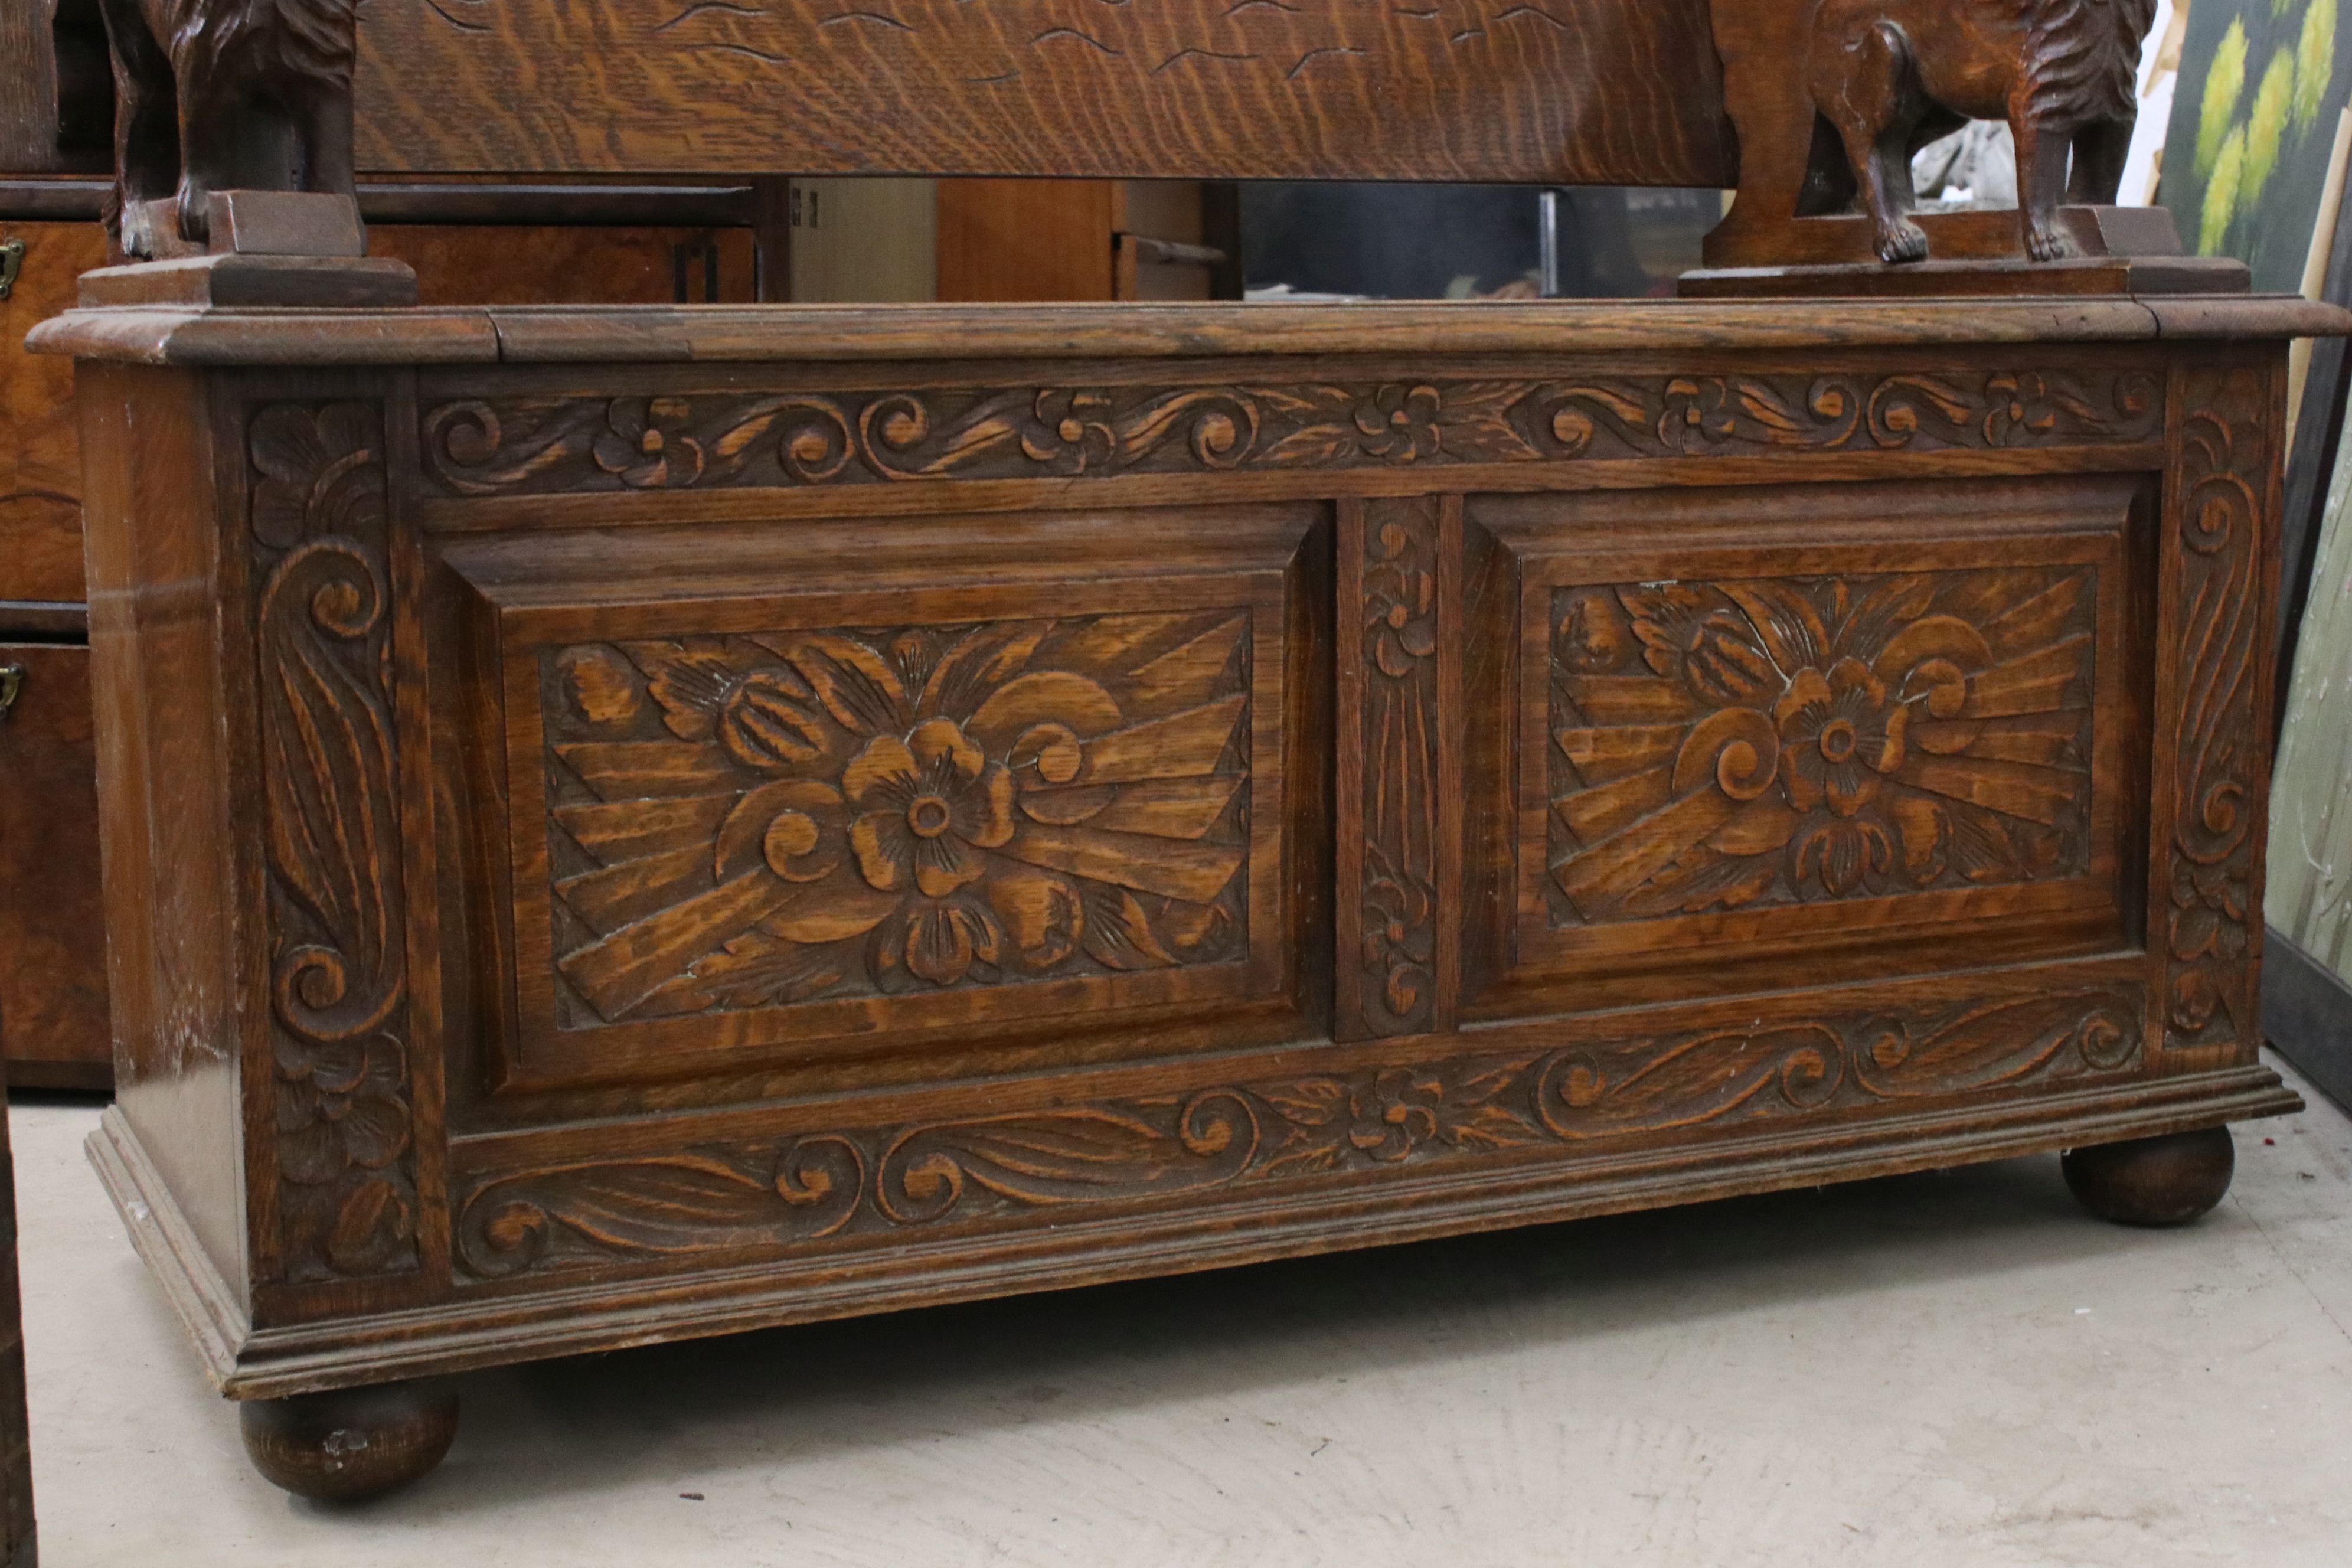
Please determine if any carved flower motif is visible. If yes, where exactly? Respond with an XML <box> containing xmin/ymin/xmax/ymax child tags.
<box><xmin>275</xmin><ymin>1033</ymin><xmax>411</xmax><ymax>1185</ymax></box>
<box><xmin>593</xmin><ymin>396</ymin><xmax>704</xmax><ymax>488</ymax></box>
<box><xmin>846</xmin><ymin>720</ymin><xmax>1018</xmax><ymax>901</ymax></box>
<box><xmin>1361</xmin><ymin>874</ymin><xmax>1435</xmax><ymax>1019</ymax></box>
<box><xmin>1021</xmin><ymin>390</ymin><xmax>1118</xmax><ymax>472</ymax></box>
<box><xmin>1355</xmin><ymin>384</ymin><xmax>1443</xmax><ymax>462</ymax></box>
<box><xmin>1774</xmin><ymin>658</ymin><xmax>1910</xmax><ymax>819</ymax></box>
<box><xmin>1364</xmin><ymin>521</ymin><xmax>1437</xmax><ymax>677</ymax></box>
<box><xmin>2171</xmin><ymin>857</ymin><xmax>2250</xmax><ymax>962</ymax></box>
<box><xmin>1347</xmin><ymin>1069</ymin><xmax>1445</xmax><ymax>1162</ymax></box>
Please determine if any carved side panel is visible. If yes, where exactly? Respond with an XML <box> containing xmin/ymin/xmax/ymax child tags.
<box><xmin>419</xmin><ymin>371</ymin><xmax>2163</xmax><ymax>497</ymax></box>
<box><xmin>1548</xmin><ymin>565</ymin><xmax>2098</xmax><ymax>923</ymax></box>
<box><xmin>454</xmin><ymin>984</ymin><xmax>2144</xmax><ymax>1281</ymax></box>
<box><xmin>1338</xmin><ymin>499</ymin><xmax>1455</xmax><ymax>1038</ymax></box>
<box><xmin>2159</xmin><ymin>366</ymin><xmax>2277</xmax><ymax>1055</ymax></box>
<box><xmin>540</xmin><ymin>615</ymin><xmax>1253</xmax><ymax>1025</ymax></box>
<box><xmin>248</xmin><ymin>404</ymin><xmax>419</xmax><ymax>1284</ymax></box>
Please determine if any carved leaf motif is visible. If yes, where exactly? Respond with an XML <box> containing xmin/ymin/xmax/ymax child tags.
<box><xmin>2162</xmin><ymin>378</ymin><xmax>2271</xmax><ymax>1051</ymax></box>
<box><xmin>248</xmin><ymin>402</ymin><xmax>419</xmax><ymax>1285</ymax></box>
<box><xmin>453</xmin><ymin>989</ymin><xmax>2145</xmax><ymax>1279</ymax></box>
<box><xmin>422</xmin><ymin>371</ymin><xmax>2164</xmax><ymax>495</ymax></box>
<box><xmin>876</xmin><ymin>1093</ymin><xmax>1258</xmax><ymax>1223</ymax></box>
<box><xmin>458</xmin><ymin>1142</ymin><xmax>864</xmax><ymax>1278</ymax></box>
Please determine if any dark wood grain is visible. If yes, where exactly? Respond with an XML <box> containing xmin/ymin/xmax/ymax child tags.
<box><xmin>239</xmin><ymin>1381</ymin><xmax>457</xmax><ymax>1502</ymax></box>
<box><xmin>0</xmin><ymin>643</ymin><xmax>111</xmax><ymax>1090</ymax></box>
<box><xmin>1</xmin><ymin>223</ymin><xmax>107</xmax><ymax>604</ymax></box>
<box><xmin>349</xmin><ymin>0</ymin><xmax>1731</xmax><ymax>186</ymax></box>
<box><xmin>2062</xmin><ymin>1125</ymin><xmax>2234</xmax><ymax>1224</ymax></box>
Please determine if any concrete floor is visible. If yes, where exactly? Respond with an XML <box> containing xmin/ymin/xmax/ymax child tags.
<box><xmin>10</xmin><ymin>1054</ymin><xmax>2351</xmax><ymax>1567</ymax></box>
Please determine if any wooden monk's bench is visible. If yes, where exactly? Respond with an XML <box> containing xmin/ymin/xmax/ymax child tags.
<box><xmin>28</xmin><ymin>0</ymin><xmax>2350</xmax><ymax>1501</ymax></box>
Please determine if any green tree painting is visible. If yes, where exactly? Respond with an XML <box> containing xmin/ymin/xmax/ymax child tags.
<box><xmin>2164</xmin><ymin>0</ymin><xmax>2351</xmax><ymax>292</ymax></box>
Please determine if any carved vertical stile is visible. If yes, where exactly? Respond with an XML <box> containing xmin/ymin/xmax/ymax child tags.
<box><xmin>1338</xmin><ymin>498</ymin><xmax>1459</xmax><ymax>1039</ymax></box>
<box><xmin>2155</xmin><ymin>361</ymin><xmax>2279</xmax><ymax>1061</ymax></box>
<box><xmin>246</xmin><ymin>402</ymin><xmax>422</xmax><ymax>1285</ymax></box>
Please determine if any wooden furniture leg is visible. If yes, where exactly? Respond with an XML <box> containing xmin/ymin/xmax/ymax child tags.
<box><xmin>2062</xmin><ymin>1126</ymin><xmax>2236</xmax><ymax>1226</ymax></box>
<box><xmin>238</xmin><ymin>1381</ymin><xmax>459</xmax><ymax>1503</ymax></box>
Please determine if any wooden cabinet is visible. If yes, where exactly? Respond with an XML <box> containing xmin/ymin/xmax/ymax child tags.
<box><xmin>938</xmin><ymin>181</ymin><xmax>1230</xmax><ymax>302</ymax></box>
<box><xmin>0</xmin><ymin>643</ymin><xmax>106</xmax><ymax>1089</ymax></box>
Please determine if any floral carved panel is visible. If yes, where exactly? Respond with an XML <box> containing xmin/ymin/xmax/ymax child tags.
<box><xmin>535</xmin><ymin>612</ymin><xmax>1256</xmax><ymax>1032</ymax></box>
<box><xmin>453</xmin><ymin>985</ymin><xmax>2142</xmax><ymax>1282</ymax></box>
<box><xmin>420</xmin><ymin>370</ymin><xmax>2161</xmax><ymax>497</ymax></box>
<box><xmin>247</xmin><ymin>403</ymin><xmax>420</xmax><ymax>1285</ymax></box>
<box><xmin>1546</xmin><ymin>564</ymin><xmax>2099</xmax><ymax>926</ymax></box>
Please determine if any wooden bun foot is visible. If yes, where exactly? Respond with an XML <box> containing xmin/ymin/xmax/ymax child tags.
<box><xmin>2062</xmin><ymin>1125</ymin><xmax>2236</xmax><ymax>1227</ymax></box>
<box><xmin>239</xmin><ymin>1381</ymin><xmax>458</xmax><ymax>1502</ymax></box>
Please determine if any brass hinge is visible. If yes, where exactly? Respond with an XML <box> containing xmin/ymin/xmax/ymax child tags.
<box><xmin>0</xmin><ymin>237</ymin><xmax>22</xmax><ymax>300</ymax></box>
<box><xmin>0</xmin><ymin>665</ymin><xmax>22</xmax><ymax>721</ymax></box>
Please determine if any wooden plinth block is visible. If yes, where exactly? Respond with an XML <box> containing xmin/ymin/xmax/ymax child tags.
<box><xmin>77</xmin><ymin>254</ymin><xmax>418</xmax><ymax>310</ymax></box>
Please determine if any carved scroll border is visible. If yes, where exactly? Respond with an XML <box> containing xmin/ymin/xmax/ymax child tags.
<box><xmin>247</xmin><ymin>401</ymin><xmax>422</xmax><ymax>1285</ymax></box>
<box><xmin>452</xmin><ymin>985</ymin><xmax>2147</xmax><ymax>1281</ymax></box>
<box><xmin>2156</xmin><ymin>363</ymin><xmax>2278</xmax><ymax>1059</ymax></box>
<box><xmin>418</xmin><ymin>369</ymin><xmax>2165</xmax><ymax>498</ymax></box>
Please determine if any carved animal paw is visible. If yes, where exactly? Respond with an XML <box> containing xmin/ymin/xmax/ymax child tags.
<box><xmin>2027</xmin><ymin>222</ymin><xmax>2080</xmax><ymax>262</ymax></box>
<box><xmin>1876</xmin><ymin>220</ymin><xmax>1929</xmax><ymax>264</ymax></box>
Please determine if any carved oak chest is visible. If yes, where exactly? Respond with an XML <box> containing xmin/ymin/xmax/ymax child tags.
<box><xmin>33</xmin><ymin>290</ymin><xmax>2328</xmax><ymax>1497</ymax></box>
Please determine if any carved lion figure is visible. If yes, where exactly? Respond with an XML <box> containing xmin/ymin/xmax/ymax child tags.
<box><xmin>1807</xmin><ymin>0</ymin><xmax>2157</xmax><ymax>261</ymax></box>
<box><xmin>91</xmin><ymin>0</ymin><xmax>360</xmax><ymax>258</ymax></box>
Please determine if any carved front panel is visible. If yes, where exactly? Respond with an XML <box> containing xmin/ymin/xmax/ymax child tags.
<box><xmin>468</xmin><ymin>509</ymin><xmax>1315</xmax><ymax>1089</ymax></box>
<box><xmin>1484</xmin><ymin>479</ymin><xmax>2141</xmax><ymax>982</ymax></box>
<box><xmin>543</xmin><ymin>615</ymin><xmax>1253</xmax><ymax>1023</ymax></box>
<box><xmin>1548</xmin><ymin>563</ymin><xmax>2096</xmax><ymax>924</ymax></box>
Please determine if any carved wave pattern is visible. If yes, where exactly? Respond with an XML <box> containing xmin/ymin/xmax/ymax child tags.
<box><xmin>421</xmin><ymin>371</ymin><xmax>2162</xmax><ymax>496</ymax></box>
<box><xmin>1549</xmin><ymin>565</ymin><xmax>2098</xmax><ymax>923</ymax></box>
<box><xmin>2164</xmin><ymin>373</ymin><xmax>2269</xmax><ymax>1050</ymax></box>
<box><xmin>249</xmin><ymin>403</ymin><xmax>420</xmax><ymax>1284</ymax></box>
<box><xmin>543</xmin><ymin>613</ymin><xmax>1253</xmax><ymax>1025</ymax></box>
<box><xmin>455</xmin><ymin>987</ymin><xmax>2142</xmax><ymax>1279</ymax></box>
<box><xmin>1357</xmin><ymin>509</ymin><xmax>1441</xmax><ymax>1035</ymax></box>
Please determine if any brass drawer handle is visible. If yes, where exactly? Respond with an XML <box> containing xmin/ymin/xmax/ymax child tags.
<box><xmin>0</xmin><ymin>664</ymin><xmax>21</xmax><ymax>721</ymax></box>
<box><xmin>0</xmin><ymin>237</ymin><xmax>21</xmax><ymax>300</ymax></box>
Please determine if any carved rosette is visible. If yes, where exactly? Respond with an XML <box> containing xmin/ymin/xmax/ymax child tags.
<box><xmin>1549</xmin><ymin>566</ymin><xmax>2097</xmax><ymax>922</ymax></box>
<box><xmin>2161</xmin><ymin>368</ymin><xmax>2273</xmax><ymax>1053</ymax></box>
<box><xmin>1351</xmin><ymin>507</ymin><xmax>1443</xmax><ymax>1035</ymax></box>
<box><xmin>542</xmin><ymin>615</ymin><xmax>1253</xmax><ymax>1023</ymax></box>
<box><xmin>452</xmin><ymin>987</ymin><xmax>2143</xmax><ymax>1280</ymax></box>
<box><xmin>421</xmin><ymin>371</ymin><xmax>2162</xmax><ymax>496</ymax></box>
<box><xmin>247</xmin><ymin>403</ymin><xmax>419</xmax><ymax>1283</ymax></box>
